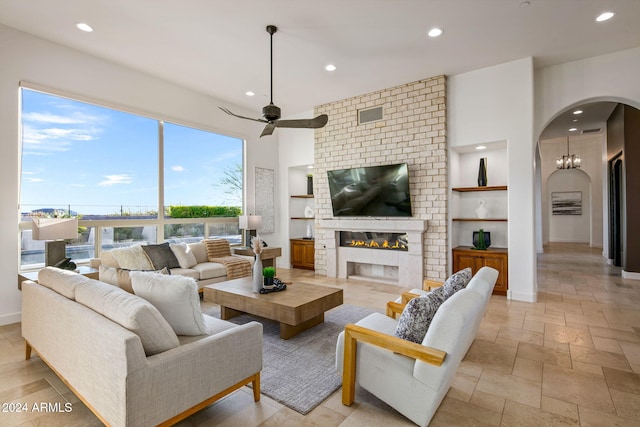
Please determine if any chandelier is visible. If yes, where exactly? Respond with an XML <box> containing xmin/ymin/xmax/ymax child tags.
<box><xmin>556</xmin><ymin>137</ymin><xmax>581</xmax><ymax>169</ymax></box>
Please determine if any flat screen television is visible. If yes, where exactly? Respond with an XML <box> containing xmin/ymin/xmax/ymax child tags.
<box><xmin>327</xmin><ymin>163</ymin><xmax>413</xmax><ymax>217</ymax></box>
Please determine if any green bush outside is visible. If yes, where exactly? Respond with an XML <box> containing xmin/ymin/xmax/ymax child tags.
<box><xmin>167</xmin><ymin>205</ymin><xmax>242</xmax><ymax>218</ymax></box>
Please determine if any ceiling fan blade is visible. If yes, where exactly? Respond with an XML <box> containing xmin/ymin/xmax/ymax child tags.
<box><xmin>273</xmin><ymin>114</ymin><xmax>329</xmax><ymax>129</ymax></box>
<box><xmin>219</xmin><ymin>106</ymin><xmax>267</xmax><ymax>124</ymax></box>
<box><xmin>260</xmin><ymin>123</ymin><xmax>276</xmax><ymax>137</ymax></box>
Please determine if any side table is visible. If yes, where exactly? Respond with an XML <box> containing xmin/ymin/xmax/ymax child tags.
<box><xmin>232</xmin><ymin>246</ymin><xmax>282</xmax><ymax>274</ymax></box>
<box><xmin>18</xmin><ymin>265</ymin><xmax>99</xmax><ymax>291</ymax></box>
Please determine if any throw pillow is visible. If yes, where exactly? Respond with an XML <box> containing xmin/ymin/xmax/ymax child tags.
<box><xmin>170</xmin><ymin>242</ymin><xmax>198</xmax><ymax>269</ymax></box>
<box><xmin>99</xmin><ymin>265</ymin><xmax>169</xmax><ymax>293</ymax></box>
<box><xmin>130</xmin><ymin>271</ymin><xmax>207</xmax><ymax>336</ymax></box>
<box><xmin>142</xmin><ymin>242</ymin><xmax>181</xmax><ymax>270</ymax></box>
<box><xmin>395</xmin><ymin>291</ymin><xmax>442</xmax><ymax>344</ymax></box>
<box><xmin>442</xmin><ymin>267</ymin><xmax>473</xmax><ymax>298</ymax></box>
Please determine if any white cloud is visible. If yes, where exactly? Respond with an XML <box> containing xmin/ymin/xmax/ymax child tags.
<box><xmin>171</xmin><ymin>165</ymin><xmax>185</xmax><ymax>172</ymax></box>
<box><xmin>25</xmin><ymin>177</ymin><xmax>45</xmax><ymax>183</ymax></box>
<box><xmin>22</xmin><ymin>112</ymin><xmax>86</xmax><ymax>124</ymax></box>
<box><xmin>98</xmin><ymin>174</ymin><xmax>133</xmax><ymax>187</ymax></box>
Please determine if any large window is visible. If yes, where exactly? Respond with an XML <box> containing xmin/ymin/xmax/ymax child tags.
<box><xmin>19</xmin><ymin>87</ymin><xmax>243</xmax><ymax>268</ymax></box>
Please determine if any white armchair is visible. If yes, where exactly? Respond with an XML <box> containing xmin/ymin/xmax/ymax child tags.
<box><xmin>336</xmin><ymin>267</ymin><xmax>498</xmax><ymax>426</ymax></box>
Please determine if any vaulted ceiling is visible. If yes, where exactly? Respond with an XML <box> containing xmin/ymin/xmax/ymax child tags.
<box><xmin>1</xmin><ymin>0</ymin><xmax>638</xmax><ymax>135</ymax></box>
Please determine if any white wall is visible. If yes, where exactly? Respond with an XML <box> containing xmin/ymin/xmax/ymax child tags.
<box><xmin>449</xmin><ymin>58</ymin><xmax>536</xmax><ymax>302</ymax></box>
<box><xmin>546</xmin><ymin>170</ymin><xmax>591</xmax><ymax>243</ymax></box>
<box><xmin>0</xmin><ymin>24</ymin><xmax>278</xmax><ymax>325</ymax></box>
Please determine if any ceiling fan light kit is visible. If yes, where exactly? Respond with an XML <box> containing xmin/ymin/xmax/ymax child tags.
<box><xmin>219</xmin><ymin>25</ymin><xmax>328</xmax><ymax>138</ymax></box>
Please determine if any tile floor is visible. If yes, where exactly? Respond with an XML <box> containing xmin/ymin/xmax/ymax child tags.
<box><xmin>1</xmin><ymin>243</ymin><xmax>639</xmax><ymax>426</ymax></box>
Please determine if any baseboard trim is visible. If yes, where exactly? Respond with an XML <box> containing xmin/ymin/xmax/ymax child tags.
<box><xmin>507</xmin><ymin>290</ymin><xmax>537</xmax><ymax>302</ymax></box>
<box><xmin>0</xmin><ymin>311</ymin><xmax>21</xmax><ymax>326</ymax></box>
<box><xmin>622</xmin><ymin>270</ymin><xmax>640</xmax><ymax>281</ymax></box>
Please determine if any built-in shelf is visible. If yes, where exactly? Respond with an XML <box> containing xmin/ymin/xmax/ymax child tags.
<box><xmin>452</xmin><ymin>185</ymin><xmax>507</xmax><ymax>192</ymax></box>
<box><xmin>452</xmin><ymin>218</ymin><xmax>508</xmax><ymax>222</ymax></box>
<box><xmin>290</xmin><ymin>194</ymin><xmax>314</xmax><ymax>198</ymax></box>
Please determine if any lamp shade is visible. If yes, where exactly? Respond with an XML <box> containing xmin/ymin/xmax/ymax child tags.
<box><xmin>238</xmin><ymin>215</ymin><xmax>262</xmax><ymax>230</ymax></box>
<box><xmin>32</xmin><ymin>217</ymin><xmax>78</xmax><ymax>241</ymax></box>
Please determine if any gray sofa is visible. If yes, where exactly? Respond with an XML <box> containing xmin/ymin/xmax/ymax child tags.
<box><xmin>21</xmin><ymin>267</ymin><xmax>263</xmax><ymax>427</ymax></box>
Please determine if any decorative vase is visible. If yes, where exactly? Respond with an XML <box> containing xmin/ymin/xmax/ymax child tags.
<box><xmin>472</xmin><ymin>230</ymin><xmax>491</xmax><ymax>250</ymax></box>
<box><xmin>307</xmin><ymin>175</ymin><xmax>313</xmax><ymax>195</ymax></box>
<box><xmin>306</xmin><ymin>224</ymin><xmax>313</xmax><ymax>239</ymax></box>
<box><xmin>477</xmin><ymin>157</ymin><xmax>487</xmax><ymax>187</ymax></box>
<box><xmin>253</xmin><ymin>254</ymin><xmax>263</xmax><ymax>292</ymax></box>
<box><xmin>475</xmin><ymin>199</ymin><xmax>488</xmax><ymax>219</ymax></box>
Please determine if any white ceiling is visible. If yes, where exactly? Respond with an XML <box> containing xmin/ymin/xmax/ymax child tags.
<box><xmin>1</xmin><ymin>0</ymin><xmax>639</xmax><ymax>134</ymax></box>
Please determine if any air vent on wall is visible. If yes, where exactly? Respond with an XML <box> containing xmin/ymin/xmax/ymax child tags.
<box><xmin>358</xmin><ymin>106</ymin><xmax>383</xmax><ymax>124</ymax></box>
<box><xmin>581</xmin><ymin>128</ymin><xmax>602</xmax><ymax>134</ymax></box>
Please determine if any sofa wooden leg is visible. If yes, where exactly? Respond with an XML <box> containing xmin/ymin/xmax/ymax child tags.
<box><xmin>252</xmin><ymin>373</ymin><xmax>261</xmax><ymax>402</ymax></box>
<box><xmin>25</xmin><ymin>342</ymin><xmax>32</xmax><ymax>360</ymax></box>
<box><xmin>342</xmin><ymin>329</ymin><xmax>357</xmax><ymax>406</ymax></box>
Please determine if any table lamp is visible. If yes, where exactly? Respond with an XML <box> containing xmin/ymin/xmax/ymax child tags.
<box><xmin>238</xmin><ymin>215</ymin><xmax>262</xmax><ymax>248</ymax></box>
<box><xmin>32</xmin><ymin>217</ymin><xmax>78</xmax><ymax>266</ymax></box>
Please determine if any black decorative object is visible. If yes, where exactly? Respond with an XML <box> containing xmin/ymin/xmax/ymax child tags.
<box><xmin>477</xmin><ymin>157</ymin><xmax>487</xmax><ymax>187</ymax></box>
<box><xmin>307</xmin><ymin>175</ymin><xmax>313</xmax><ymax>195</ymax></box>
<box><xmin>472</xmin><ymin>229</ymin><xmax>491</xmax><ymax>250</ymax></box>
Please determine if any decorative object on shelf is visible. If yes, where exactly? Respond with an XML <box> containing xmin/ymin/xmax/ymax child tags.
<box><xmin>32</xmin><ymin>217</ymin><xmax>79</xmax><ymax>266</ymax></box>
<box><xmin>251</xmin><ymin>236</ymin><xmax>264</xmax><ymax>292</ymax></box>
<box><xmin>263</xmin><ymin>266</ymin><xmax>275</xmax><ymax>287</ymax></box>
<box><xmin>477</xmin><ymin>157</ymin><xmax>488</xmax><ymax>187</ymax></box>
<box><xmin>304</xmin><ymin>205</ymin><xmax>314</xmax><ymax>218</ymax></box>
<box><xmin>306</xmin><ymin>224</ymin><xmax>313</xmax><ymax>239</ymax></box>
<box><xmin>472</xmin><ymin>229</ymin><xmax>491</xmax><ymax>250</ymax></box>
<box><xmin>307</xmin><ymin>174</ymin><xmax>314</xmax><ymax>195</ymax></box>
<box><xmin>239</xmin><ymin>214</ymin><xmax>263</xmax><ymax>248</ymax></box>
<box><xmin>556</xmin><ymin>136</ymin><xmax>581</xmax><ymax>169</ymax></box>
<box><xmin>475</xmin><ymin>199</ymin><xmax>488</xmax><ymax>219</ymax></box>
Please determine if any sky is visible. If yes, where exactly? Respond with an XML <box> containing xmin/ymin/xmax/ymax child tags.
<box><xmin>20</xmin><ymin>89</ymin><xmax>243</xmax><ymax>216</ymax></box>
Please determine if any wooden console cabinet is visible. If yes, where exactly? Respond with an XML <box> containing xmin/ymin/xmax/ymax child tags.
<box><xmin>290</xmin><ymin>238</ymin><xmax>315</xmax><ymax>270</ymax></box>
<box><xmin>452</xmin><ymin>246</ymin><xmax>508</xmax><ymax>295</ymax></box>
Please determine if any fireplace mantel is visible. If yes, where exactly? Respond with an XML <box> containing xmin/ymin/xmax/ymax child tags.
<box><xmin>319</xmin><ymin>218</ymin><xmax>428</xmax><ymax>287</ymax></box>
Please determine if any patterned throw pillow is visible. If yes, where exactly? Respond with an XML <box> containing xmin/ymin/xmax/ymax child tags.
<box><xmin>395</xmin><ymin>292</ymin><xmax>442</xmax><ymax>344</ymax></box>
<box><xmin>442</xmin><ymin>267</ymin><xmax>473</xmax><ymax>298</ymax></box>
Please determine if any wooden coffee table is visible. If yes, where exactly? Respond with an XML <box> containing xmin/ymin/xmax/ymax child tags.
<box><xmin>203</xmin><ymin>277</ymin><xmax>343</xmax><ymax>339</ymax></box>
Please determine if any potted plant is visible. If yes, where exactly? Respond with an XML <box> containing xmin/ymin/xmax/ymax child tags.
<box><xmin>263</xmin><ymin>266</ymin><xmax>276</xmax><ymax>287</ymax></box>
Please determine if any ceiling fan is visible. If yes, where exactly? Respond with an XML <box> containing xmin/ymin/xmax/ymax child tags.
<box><xmin>219</xmin><ymin>25</ymin><xmax>328</xmax><ymax>138</ymax></box>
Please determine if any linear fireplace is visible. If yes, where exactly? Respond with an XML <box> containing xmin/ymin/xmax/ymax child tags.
<box><xmin>320</xmin><ymin>219</ymin><xmax>428</xmax><ymax>287</ymax></box>
<box><xmin>340</xmin><ymin>231</ymin><xmax>408</xmax><ymax>251</ymax></box>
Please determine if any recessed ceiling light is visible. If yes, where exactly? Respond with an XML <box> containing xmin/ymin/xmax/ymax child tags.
<box><xmin>475</xmin><ymin>145</ymin><xmax>487</xmax><ymax>150</ymax></box>
<box><xmin>428</xmin><ymin>28</ymin><xmax>443</xmax><ymax>38</ymax></box>
<box><xmin>76</xmin><ymin>22</ymin><xmax>94</xmax><ymax>32</ymax></box>
<box><xmin>569</xmin><ymin>128</ymin><xmax>578</xmax><ymax>132</ymax></box>
<box><xmin>245</xmin><ymin>91</ymin><xmax>255</xmax><ymax>97</ymax></box>
<box><xmin>325</xmin><ymin>64</ymin><xmax>336</xmax><ymax>71</ymax></box>
<box><xmin>596</xmin><ymin>12</ymin><xmax>614</xmax><ymax>22</ymax></box>
<box><xmin>573</xmin><ymin>110</ymin><xmax>583</xmax><ymax>115</ymax></box>
<box><xmin>573</xmin><ymin>119</ymin><xmax>578</xmax><ymax>122</ymax></box>
<box><xmin>520</xmin><ymin>1</ymin><xmax>531</xmax><ymax>8</ymax></box>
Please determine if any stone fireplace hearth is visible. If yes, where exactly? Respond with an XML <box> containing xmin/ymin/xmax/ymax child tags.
<box><xmin>319</xmin><ymin>219</ymin><xmax>428</xmax><ymax>287</ymax></box>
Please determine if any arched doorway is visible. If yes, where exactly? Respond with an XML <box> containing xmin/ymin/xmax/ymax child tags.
<box><xmin>546</xmin><ymin>168</ymin><xmax>591</xmax><ymax>244</ymax></box>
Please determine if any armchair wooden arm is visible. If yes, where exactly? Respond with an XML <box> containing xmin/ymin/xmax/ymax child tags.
<box><xmin>423</xmin><ymin>279</ymin><xmax>444</xmax><ymax>290</ymax></box>
<box><xmin>342</xmin><ymin>323</ymin><xmax>446</xmax><ymax>406</ymax></box>
<box><xmin>386</xmin><ymin>292</ymin><xmax>423</xmax><ymax>319</ymax></box>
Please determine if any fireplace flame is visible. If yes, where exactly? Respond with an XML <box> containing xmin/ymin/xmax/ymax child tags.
<box><xmin>348</xmin><ymin>239</ymin><xmax>407</xmax><ymax>250</ymax></box>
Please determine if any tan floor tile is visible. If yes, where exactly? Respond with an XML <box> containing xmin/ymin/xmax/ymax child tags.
<box><xmin>618</xmin><ymin>341</ymin><xmax>640</xmax><ymax>366</ymax></box>
<box><xmin>602</xmin><ymin>367</ymin><xmax>640</xmax><ymax>394</ymax></box>
<box><xmin>578</xmin><ymin>405</ymin><xmax>639</xmax><ymax>427</ymax></box>
<box><xmin>570</xmin><ymin>344</ymin><xmax>632</xmax><ymax>371</ymax></box>
<box><xmin>588</xmin><ymin>327</ymin><xmax>640</xmax><ymax>344</ymax></box>
<box><xmin>610</xmin><ymin>388</ymin><xmax>640</xmax><ymax>420</ymax></box>
<box><xmin>501</xmin><ymin>399</ymin><xmax>579</xmax><ymax>426</ymax></box>
<box><xmin>469</xmin><ymin>390</ymin><xmax>505</xmax><ymax>414</ymax></box>
<box><xmin>525</xmin><ymin>312</ymin><xmax>566</xmax><ymax>326</ymax></box>
<box><xmin>512</xmin><ymin>357</ymin><xmax>543</xmax><ymax>383</ymax></box>
<box><xmin>545</xmin><ymin>323</ymin><xmax>594</xmax><ymax>348</ymax></box>
<box><xmin>542</xmin><ymin>364</ymin><xmax>615</xmax><ymax>414</ymax></box>
<box><xmin>572</xmin><ymin>361</ymin><xmax>604</xmax><ymax>377</ymax></box>
<box><xmin>565</xmin><ymin>312</ymin><xmax>610</xmax><ymax>328</ymax></box>
<box><xmin>475</xmin><ymin>369</ymin><xmax>541</xmax><ymax>407</ymax></box>
<box><xmin>592</xmin><ymin>336</ymin><xmax>624</xmax><ymax>354</ymax></box>
<box><xmin>517</xmin><ymin>342</ymin><xmax>572</xmax><ymax>368</ymax></box>
<box><xmin>497</xmin><ymin>327</ymin><xmax>544</xmax><ymax>346</ymax></box>
<box><xmin>523</xmin><ymin>319</ymin><xmax>546</xmax><ymax>333</ymax></box>
<box><xmin>546</xmin><ymin>300</ymin><xmax>584</xmax><ymax>315</ymax></box>
<box><xmin>429</xmin><ymin>396</ymin><xmax>502</xmax><ymax>427</ymax></box>
<box><xmin>448</xmin><ymin>372</ymin><xmax>479</xmax><ymax>403</ymax></box>
<box><xmin>321</xmin><ymin>390</ymin><xmax>357</xmax><ymax>418</ymax></box>
<box><xmin>541</xmin><ymin>395</ymin><xmax>579</xmax><ymax>421</ymax></box>
<box><xmin>463</xmin><ymin>340</ymin><xmax>517</xmax><ymax>374</ymax></box>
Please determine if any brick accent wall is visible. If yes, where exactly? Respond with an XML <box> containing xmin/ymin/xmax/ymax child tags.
<box><xmin>313</xmin><ymin>75</ymin><xmax>448</xmax><ymax>281</ymax></box>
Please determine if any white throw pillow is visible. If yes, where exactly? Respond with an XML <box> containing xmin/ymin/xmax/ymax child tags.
<box><xmin>170</xmin><ymin>242</ymin><xmax>198</xmax><ymax>268</ymax></box>
<box><xmin>130</xmin><ymin>271</ymin><xmax>206</xmax><ymax>335</ymax></box>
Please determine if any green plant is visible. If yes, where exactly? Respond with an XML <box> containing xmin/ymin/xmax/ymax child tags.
<box><xmin>263</xmin><ymin>266</ymin><xmax>275</xmax><ymax>279</ymax></box>
<box><xmin>476</xmin><ymin>229</ymin><xmax>487</xmax><ymax>250</ymax></box>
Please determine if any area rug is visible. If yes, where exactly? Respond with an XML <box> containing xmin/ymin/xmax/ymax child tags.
<box><xmin>202</xmin><ymin>303</ymin><xmax>376</xmax><ymax>415</ymax></box>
